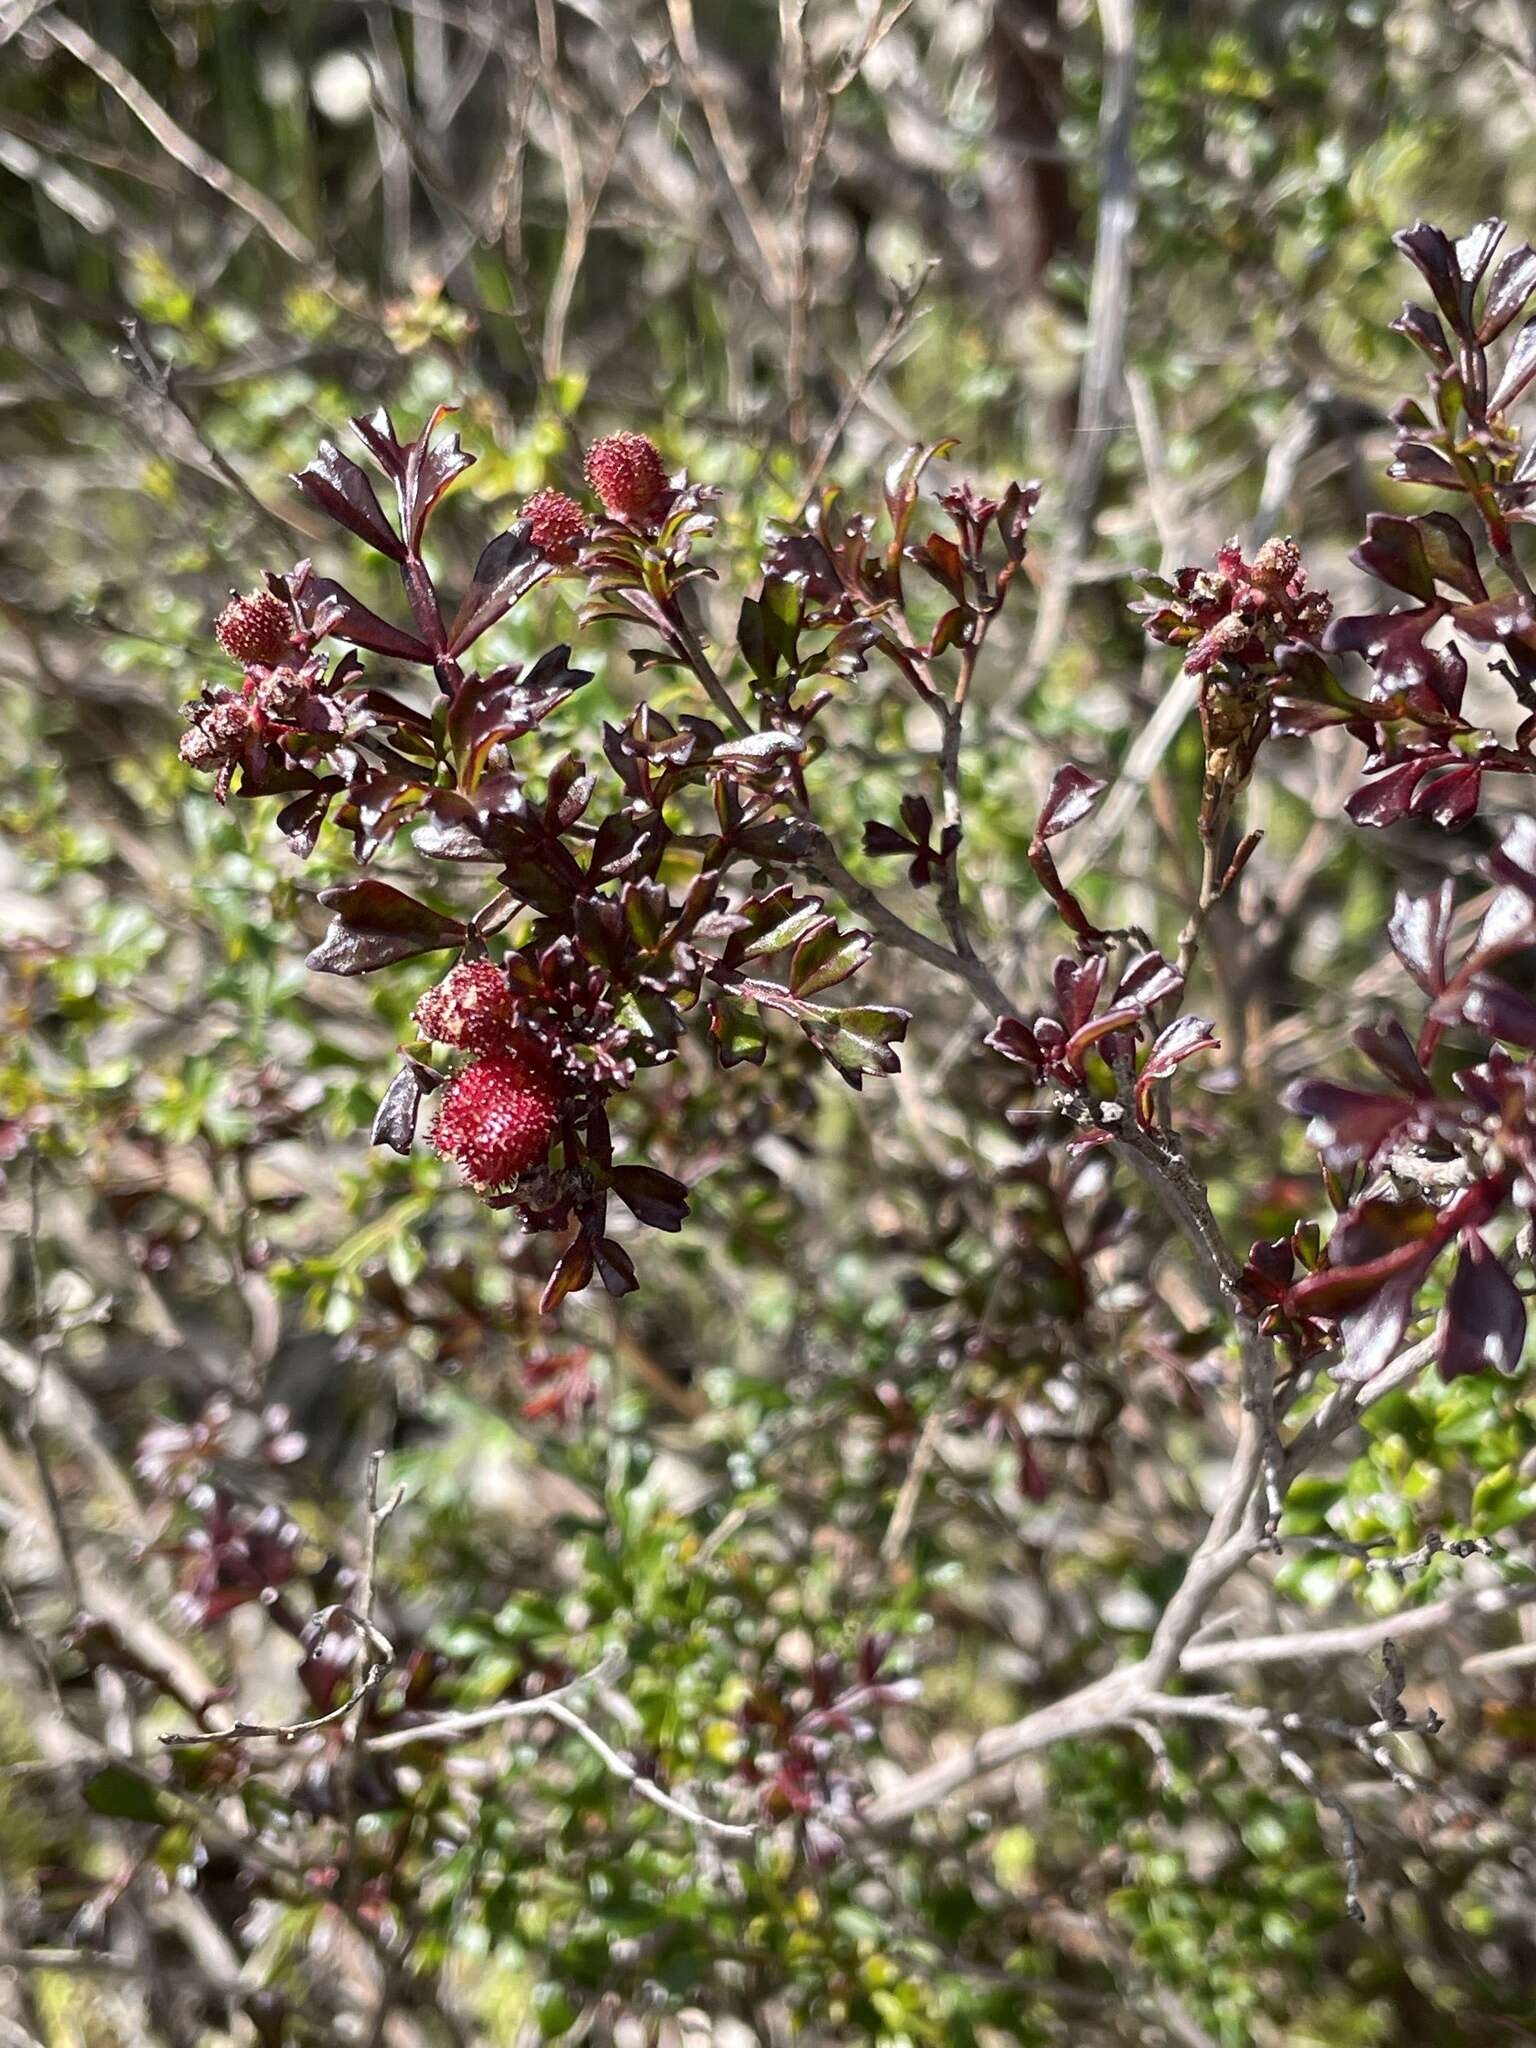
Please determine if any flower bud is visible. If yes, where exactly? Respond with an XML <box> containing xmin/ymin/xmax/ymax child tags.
<box><xmin>215</xmin><ymin>587</ymin><xmax>292</xmax><ymax>667</ymax></box>
<box><xmin>584</xmin><ymin>431</ymin><xmax>667</xmax><ymax>522</ymax></box>
<box><xmin>430</xmin><ymin>1051</ymin><xmax>563</xmax><ymax>1188</ymax></box>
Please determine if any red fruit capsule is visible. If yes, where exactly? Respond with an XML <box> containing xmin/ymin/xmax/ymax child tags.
<box><xmin>584</xmin><ymin>431</ymin><xmax>667</xmax><ymax>523</ymax></box>
<box><xmin>215</xmin><ymin>588</ymin><xmax>292</xmax><ymax>668</ymax></box>
<box><xmin>414</xmin><ymin>959</ymin><xmax>520</xmax><ymax>1052</ymax></box>
<box><xmin>519</xmin><ymin>487</ymin><xmax>587</xmax><ymax>560</ymax></box>
<box><xmin>429</xmin><ymin>1053</ymin><xmax>563</xmax><ymax>1188</ymax></box>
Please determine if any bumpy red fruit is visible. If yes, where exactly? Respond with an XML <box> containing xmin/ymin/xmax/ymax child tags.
<box><xmin>584</xmin><ymin>432</ymin><xmax>667</xmax><ymax>523</ymax></box>
<box><xmin>430</xmin><ymin>1053</ymin><xmax>562</xmax><ymax>1188</ymax></box>
<box><xmin>414</xmin><ymin>959</ymin><xmax>520</xmax><ymax>1051</ymax></box>
<box><xmin>519</xmin><ymin>488</ymin><xmax>587</xmax><ymax>560</ymax></box>
<box><xmin>215</xmin><ymin>588</ymin><xmax>292</xmax><ymax>668</ymax></box>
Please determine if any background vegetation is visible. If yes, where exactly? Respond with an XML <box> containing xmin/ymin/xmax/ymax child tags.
<box><xmin>4</xmin><ymin>1</ymin><xmax>1536</xmax><ymax>2042</ymax></box>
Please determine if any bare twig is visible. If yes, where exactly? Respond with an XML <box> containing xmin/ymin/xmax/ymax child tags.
<box><xmin>1145</xmin><ymin>1692</ymin><xmax>1369</xmax><ymax>1918</ymax></box>
<box><xmin>162</xmin><ymin>1457</ymin><xmax>402</xmax><ymax>1751</ymax></box>
<box><xmin>791</xmin><ymin>263</ymin><xmax>936</xmax><ymax>519</ymax></box>
<box><xmin>1017</xmin><ymin>0</ymin><xmax>1137</xmax><ymax>694</ymax></box>
<box><xmin>538</xmin><ymin>1696</ymin><xmax>755</xmax><ymax>1841</ymax></box>
<box><xmin>35</xmin><ymin>10</ymin><xmax>316</xmax><ymax>264</ymax></box>
<box><xmin>665</xmin><ymin>0</ymin><xmax>788</xmax><ymax>299</ymax></box>
<box><xmin>365</xmin><ymin>1648</ymin><xmax>626</xmax><ymax>1753</ymax></box>
<box><xmin>880</xmin><ymin>1404</ymin><xmax>948</xmax><ymax>1562</ymax></box>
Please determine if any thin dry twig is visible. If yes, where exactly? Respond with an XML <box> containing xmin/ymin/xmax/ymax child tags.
<box><xmin>33</xmin><ymin>10</ymin><xmax>316</xmax><ymax>264</ymax></box>
<box><xmin>365</xmin><ymin>1648</ymin><xmax>627</xmax><ymax>1753</ymax></box>
<box><xmin>880</xmin><ymin>1403</ymin><xmax>948</xmax><ymax>1562</ymax></box>
<box><xmin>791</xmin><ymin>262</ymin><xmax>936</xmax><ymax>519</ymax></box>
<box><xmin>1018</xmin><ymin>0</ymin><xmax>1137</xmax><ymax>694</ymax></box>
<box><xmin>537</xmin><ymin>1694</ymin><xmax>755</xmax><ymax>1841</ymax></box>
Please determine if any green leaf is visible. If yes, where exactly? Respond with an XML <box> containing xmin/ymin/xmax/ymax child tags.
<box><xmin>801</xmin><ymin>1003</ymin><xmax>910</xmax><ymax>1087</ymax></box>
<box><xmin>710</xmin><ymin>994</ymin><xmax>768</xmax><ymax>1068</ymax></box>
<box><xmin>737</xmin><ymin>596</ymin><xmax>775</xmax><ymax>685</ymax></box>
<box><xmin>614</xmin><ymin>988</ymin><xmax>680</xmax><ymax>1054</ymax></box>
<box><xmin>1472</xmin><ymin>1462</ymin><xmax>1535</xmax><ymax>1532</ymax></box>
<box><xmin>790</xmin><ymin>921</ymin><xmax>872</xmax><ymax>998</ymax></box>
<box><xmin>532</xmin><ymin>1981</ymin><xmax>580</xmax><ymax>2038</ymax></box>
<box><xmin>85</xmin><ymin>1765</ymin><xmax>173</xmax><ymax>1825</ymax></box>
<box><xmin>738</xmin><ymin>887</ymin><xmax>830</xmax><ymax>961</ymax></box>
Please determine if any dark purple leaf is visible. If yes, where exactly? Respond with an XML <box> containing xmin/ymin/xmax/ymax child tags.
<box><xmin>1458</xmin><ymin>218</ymin><xmax>1507</xmax><ymax>292</ymax></box>
<box><xmin>308</xmin><ymin>577</ymin><xmax>430</xmax><ymax>662</ymax></box>
<box><xmin>1289</xmin><ymin>1197</ymin><xmax>1442</xmax><ymax>1321</ymax></box>
<box><xmin>1324</xmin><ymin>607</ymin><xmax>1442</xmax><ymax>688</ymax></box>
<box><xmin>540</xmin><ymin>1233</ymin><xmax>595</xmax><ymax>1314</ymax></box>
<box><xmin>1352</xmin><ymin>513</ymin><xmax>1435</xmax><ymax>602</ymax></box>
<box><xmin>1481</xmin><ymin>243</ymin><xmax>1536</xmax><ymax>340</ymax></box>
<box><xmin>413</xmin><ymin>789</ymin><xmax>497</xmax><ymax>862</ymax></box>
<box><xmin>1409</xmin><ymin>763</ymin><xmax>1482</xmax><ymax>830</ymax></box>
<box><xmin>372</xmin><ymin>1063</ymin><xmax>429</xmax><ymax>1154</ymax></box>
<box><xmin>1113</xmin><ymin>950</ymin><xmax>1183</xmax><ymax>1012</ymax></box>
<box><xmin>1336</xmin><ymin>1270</ymin><xmax>1422</xmax><ymax>1383</ymax></box>
<box><xmin>1386</xmin><ymin>444</ymin><xmax>1463</xmax><ymax>491</ymax></box>
<box><xmin>984</xmin><ymin>1017</ymin><xmax>1043</xmax><ymax>1078</ymax></box>
<box><xmin>1393</xmin><ymin>221</ymin><xmax>1466</xmax><ymax>331</ymax></box>
<box><xmin>911</xmin><ymin>531</ymin><xmax>966</xmax><ymax>599</ymax></box>
<box><xmin>1460</xmin><ymin>974</ymin><xmax>1536</xmax><ymax>1049</ymax></box>
<box><xmin>292</xmin><ymin>442</ymin><xmax>405</xmax><ymax>561</ymax></box>
<box><xmin>1417</xmin><ymin>512</ymin><xmax>1488</xmax><ymax>601</ymax></box>
<box><xmin>348</xmin><ymin>773</ymin><xmax>432</xmax><ymax>862</ymax></box>
<box><xmin>863</xmin><ymin>821</ymin><xmax>920</xmax><ymax>858</ymax></box>
<box><xmin>1282</xmin><ymin>1079</ymin><xmax>1414</xmax><ymax>1168</ymax></box>
<box><xmin>352</xmin><ymin>404</ymin><xmax>475</xmax><ymax>551</ymax></box>
<box><xmin>609</xmin><ymin>1164</ymin><xmax>690</xmax><ymax>1232</ymax></box>
<box><xmin>1035</xmin><ymin>764</ymin><xmax>1108</xmax><ymax>842</ymax></box>
<box><xmin>1346</xmin><ymin>762</ymin><xmax>1426</xmax><ymax>829</ymax></box>
<box><xmin>275</xmin><ymin>786</ymin><xmax>333</xmax><ymax>859</ymax></box>
<box><xmin>306</xmin><ymin>880</ymin><xmax>465</xmax><ymax>976</ymax></box>
<box><xmin>447</xmin><ymin>647</ymin><xmax>591</xmax><ymax>790</ymax></box>
<box><xmin>882</xmin><ymin>438</ymin><xmax>956</xmax><ymax>553</ymax></box>
<box><xmin>1389</xmin><ymin>881</ymin><xmax>1455</xmax><ymax>992</ymax></box>
<box><xmin>712</xmin><ymin>730</ymin><xmax>803</xmax><ymax>774</ymax></box>
<box><xmin>1447</xmin><ymin>591</ymin><xmax>1535</xmax><ymax>646</ymax></box>
<box><xmin>1491</xmin><ymin>317</ymin><xmax>1536</xmax><ymax>412</ymax></box>
<box><xmin>1390</xmin><ymin>302</ymin><xmax>1452</xmax><ymax>367</ymax></box>
<box><xmin>1135</xmin><ymin>1014</ymin><xmax>1218</xmax><ymax>1119</ymax></box>
<box><xmin>1063</xmin><ymin>1004</ymin><xmax>1143</xmax><ymax>1065</ymax></box>
<box><xmin>1053</xmin><ymin>953</ymin><xmax>1107</xmax><ymax>1034</ymax></box>
<box><xmin>447</xmin><ymin>524</ymin><xmax>549</xmax><ymax>654</ymax></box>
<box><xmin>1440</xmin><ymin>1230</ymin><xmax>1527</xmax><ymax>1377</ymax></box>
<box><xmin>1351</xmin><ymin>1016</ymin><xmax>1429</xmax><ymax>1094</ymax></box>
<box><xmin>595</xmin><ymin>1237</ymin><xmax>640</xmax><ymax>1297</ymax></box>
<box><xmin>1470</xmin><ymin>885</ymin><xmax>1536</xmax><ymax>968</ymax></box>
<box><xmin>1488</xmin><ymin>816</ymin><xmax>1536</xmax><ymax>899</ymax></box>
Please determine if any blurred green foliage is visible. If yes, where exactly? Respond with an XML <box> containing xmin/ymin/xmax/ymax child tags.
<box><xmin>5</xmin><ymin>2</ymin><xmax>1536</xmax><ymax>2043</ymax></box>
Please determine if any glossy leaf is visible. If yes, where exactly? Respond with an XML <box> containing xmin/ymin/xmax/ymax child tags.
<box><xmin>306</xmin><ymin>881</ymin><xmax>465</xmax><ymax>976</ymax></box>
<box><xmin>1441</xmin><ymin>1231</ymin><xmax>1527</xmax><ymax>1377</ymax></box>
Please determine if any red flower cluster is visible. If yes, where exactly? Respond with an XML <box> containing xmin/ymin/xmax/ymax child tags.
<box><xmin>518</xmin><ymin>487</ymin><xmax>587</xmax><ymax>561</ymax></box>
<box><xmin>513</xmin><ymin>433</ymin><xmax>668</xmax><ymax>565</ymax></box>
<box><xmin>1138</xmin><ymin>535</ymin><xmax>1332</xmax><ymax>677</ymax></box>
<box><xmin>185</xmin><ymin>405</ymin><xmax>913</xmax><ymax>1308</ymax></box>
<box><xmin>430</xmin><ymin>1051</ymin><xmax>564</xmax><ymax>1189</ymax></box>
<box><xmin>414</xmin><ymin>958</ymin><xmax>522</xmax><ymax>1051</ymax></box>
<box><xmin>179</xmin><ymin>657</ymin><xmax>347</xmax><ymax>801</ymax></box>
<box><xmin>415</xmin><ymin>959</ymin><xmax>566</xmax><ymax>1188</ymax></box>
<box><xmin>584</xmin><ymin>430</ymin><xmax>668</xmax><ymax>523</ymax></box>
<box><xmin>214</xmin><ymin>586</ymin><xmax>292</xmax><ymax>667</ymax></box>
